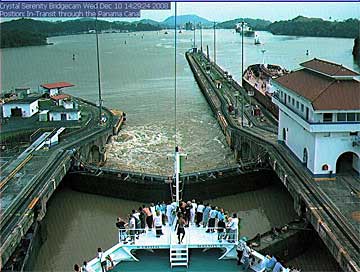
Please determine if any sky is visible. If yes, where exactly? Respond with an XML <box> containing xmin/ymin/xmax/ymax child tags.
<box><xmin>140</xmin><ymin>2</ymin><xmax>359</xmax><ymax>22</ymax></box>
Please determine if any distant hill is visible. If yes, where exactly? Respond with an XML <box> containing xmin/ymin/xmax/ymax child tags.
<box><xmin>162</xmin><ymin>15</ymin><xmax>212</xmax><ymax>28</ymax></box>
<box><xmin>268</xmin><ymin>16</ymin><xmax>359</xmax><ymax>38</ymax></box>
<box><xmin>0</xmin><ymin>18</ymin><xmax>162</xmax><ymax>48</ymax></box>
<box><xmin>217</xmin><ymin>18</ymin><xmax>272</xmax><ymax>31</ymax></box>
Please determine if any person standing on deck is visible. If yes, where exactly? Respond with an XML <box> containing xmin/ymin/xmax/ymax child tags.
<box><xmin>241</xmin><ymin>244</ymin><xmax>252</xmax><ymax>271</ymax></box>
<box><xmin>190</xmin><ymin>199</ymin><xmax>197</xmax><ymax>226</ymax></box>
<box><xmin>153</xmin><ymin>210</ymin><xmax>163</xmax><ymax>237</ymax></box>
<box><xmin>128</xmin><ymin>215</ymin><xmax>136</xmax><ymax>244</ymax></box>
<box><xmin>217</xmin><ymin>218</ymin><xmax>226</xmax><ymax>242</ymax></box>
<box><xmin>203</xmin><ymin>203</ymin><xmax>211</xmax><ymax>228</ymax></box>
<box><xmin>175</xmin><ymin>214</ymin><xmax>186</xmax><ymax>244</ymax></box>
<box><xmin>132</xmin><ymin>209</ymin><xmax>141</xmax><ymax>237</ymax></box>
<box><xmin>206</xmin><ymin>206</ymin><xmax>217</xmax><ymax>233</ymax></box>
<box><xmin>116</xmin><ymin>217</ymin><xmax>128</xmax><ymax>243</ymax></box>
<box><xmin>166</xmin><ymin>202</ymin><xmax>173</xmax><ymax>226</ymax></box>
<box><xmin>97</xmin><ymin>248</ymin><xmax>107</xmax><ymax>272</ymax></box>
<box><xmin>236</xmin><ymin>238</ymin><xmax>247</xmax><ymax>265</ymax></box>
<box><xmin>143</xmin><ymin>205</ymin><xmax>153</xmax><ymax>230</ymax></box>
<box><xmin>185</xmin><ymin>201</ymin><xmax>192</xmax><ymax>227</ymax></box>
<box><xmin>81</xmin><ymin>261</ymin><xmax>94</xmax><ymax>272</ymax></box>
<box><xmin>150</xmin><ymin>203</ymin><xmax>156</xmax><ymax>217</ymax></box>
<box><xmin>160</xmin><ymin>201</ymin><xmax>167</xmax><ymax>225</ymax></box>
<box><xmin>196</xmin><ymin>201</ymin><xmax>205</xmax><ymax>227</ymax></box>
<box><xmin>138</xmin><ymin>207</ymin><xmax>146</xmax><ymax>234</ymax></box>
<box><xmin>227</xmin><ymin>213</ymin><xmax>239</xmax><ymax>242</ymax></box>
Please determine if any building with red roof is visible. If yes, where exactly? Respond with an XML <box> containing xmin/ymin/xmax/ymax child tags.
<box><xmin>41</xmin><ymin>82</ymin><xmax>74</xmax><ymax>96</ymax></box>
<box><xmin>272</xmin><ymin>58</ymin><xmax>360</xmax><ymax>178</ymax></box>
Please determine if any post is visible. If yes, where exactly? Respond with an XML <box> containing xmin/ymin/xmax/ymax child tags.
<box><xmin>241</xmin><ymin>97</ymin><xmax>244</xmax><ymax>127</ymax></box>
<box><xmin>206</xmin><ymin>45</ymin><xmax>210</xmax><ymax>60</ymax></box>
<box><xmin>200</xmin><ymin>22</ymin><xmax>203</xmax><ymax>53</ymax></box>
<box><xmin>193</xmin><ymin>22</ymin><xmax>196</xmax><ymax>48</ymax></box>
<box><xmin>241</xmin><ymin>21</ymin><xmax>244</xmax><ymax>86</ymax></box>
<box><xmin>241</xmin><ymin>21</ymin><xmax>244</xmax><ymax>126</ymax></box>
<box><xmin>213</xmin><ymin>21</ymin><xmax>216</xmax><ymax>64</ymax></box>
<box><xmin>175</xmin><ymin>146</ymin><xmax>180</xmax><ymax>204</ymax></box>
<box><xmin>95</xmin><ymin>13</ymin><xmax>102</xmax><ymax>123</ymax></box>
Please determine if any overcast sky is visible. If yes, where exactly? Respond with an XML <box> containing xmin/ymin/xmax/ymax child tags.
<box><xmin>141</xmin><ymin>2</ymin><xmax>359</xmax><ymax>22</ymax></box>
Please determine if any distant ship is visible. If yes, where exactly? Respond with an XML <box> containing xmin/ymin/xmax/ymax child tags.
<box><xmin>243</xmin><ymin>64</ymin><xmax>289</xmax><ymax>118</ymax></box>
<box><xmin>235</xmin><ymin>22</ymin><xmax>255</xmax><ymax>37</ymax></box>
<box><xmin>254</xmin><ymin>35</ymin><xmax>261</xmax><ymax>45</ymax></box>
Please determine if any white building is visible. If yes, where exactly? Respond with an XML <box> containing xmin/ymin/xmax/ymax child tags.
<box><xmin>272</xmin><ymin>58</ymin><xmax>360</xmax><ymax>178</ymax></box>
<box><xmin>41</xmin><ymin>82</ymin><xmax>74</xmax><ymax>97</ymax></box>
<box><xmin>2</xmin><ymin>96</ymin><xmax>39</xmax><ymax>118</ymax></box>
<box><xmin>49</xmin><ymin>109</ymin><xmax>81</xmax><ymax>121</ymax></box>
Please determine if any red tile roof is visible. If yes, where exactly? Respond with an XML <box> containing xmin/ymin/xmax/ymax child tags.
<box><xmin>274</xmin><ymin>69</ymin><xmax>360</xmax><ymax>111</ymax></box>
<box><xmin>41</xmin><ymin>82</ymin><xmax>74</xmax><ymax>89</ymax></box>
<box><xmin>300</xmin><ymin>58</ymin><xmax>359</xmax><ymax>77</ymax></box>
<box><xmin>51</xmin><ymin>94</ymin><xmax>71</xmax><ymax>100</ymax></box>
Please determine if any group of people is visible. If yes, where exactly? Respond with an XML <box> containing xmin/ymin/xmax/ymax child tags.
<box><xmin>115</xmin><ymin>200</ymin><xmax>241</xmax><ymax>245</ymax></box>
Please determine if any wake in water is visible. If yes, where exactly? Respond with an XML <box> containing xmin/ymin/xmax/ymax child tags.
<box><xmin>105</xmin><ymin>119</ymin><xmax>235</xmax><ymax>175</ymax></box>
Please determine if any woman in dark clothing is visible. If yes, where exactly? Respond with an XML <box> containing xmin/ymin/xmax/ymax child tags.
<box><xmin>175</xmin><ymin>215</ymin><xmax>186</xmax><ymax>244</ymax></box>
<box><xmin>138</xmin><ymin>207</ymin><xmax>146</xmax><ymax>233</ymax></box>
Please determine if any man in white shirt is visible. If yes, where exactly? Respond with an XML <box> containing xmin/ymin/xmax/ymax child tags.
<box><xmin>190</xmin><ymin>199</ymin><xmax>197</xmax><ymax>226</ymax></box>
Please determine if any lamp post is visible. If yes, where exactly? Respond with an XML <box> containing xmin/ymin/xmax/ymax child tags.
<box><xmin>241</xmin><ymin>21</ymin><xmax>244</xmax><ymax>126</ymax></box>
<box><xmin>193</xmin><ymin>22</ymin><xmax>196</xmax><ymax>48</ymax></box>
<box><xmin>213</xmin><ymin>21</ymin><xmax>216</xmax><ymax>64</ymax></box>
<box><xmin>200</xmin><ymin>22</ymin><xmax>203</xmax><ymax>53</ymax></box>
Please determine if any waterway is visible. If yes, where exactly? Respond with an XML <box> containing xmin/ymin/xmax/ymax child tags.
<box><xmin>1</xmin><ymin>29</ymin><xmax>354</xmax><ymax>271</ymax></box>
<box><xmin>1</xmin><ymin>29</ymin><xmax>358</xmax><ymax>174</ymax></box>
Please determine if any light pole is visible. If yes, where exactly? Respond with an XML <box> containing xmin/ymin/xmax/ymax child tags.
<box><xmin>193</xmin><ymin>22</ymin><xmax>196</xmax><ymax>48</ymax></box>
<box><xmin>213</xmin><ymin>21</ymin><xmax>216</xmax><ymax>64</ymax></box>
<box><xmin>200</xmin><ymin>22</ymin><xmax>203</xmax><ymax>53</ymax></box>
<box><xmin>241</xmin><ymin>21</ymin><xmax>244</xmax><ymax>126</ymax></box>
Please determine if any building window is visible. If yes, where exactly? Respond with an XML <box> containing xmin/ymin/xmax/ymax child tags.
<box><xmin>296</xmin><ymin>101</ymin><xmax>299</xmax><ymax>109</ymax></box>
<box><xmin>350</xmin><ymin>132</ymin><xmax>358</xmax><ymax>136</ymax></box>
<box><xmin>347</xmin><ymin>113</ymin><xmax>356</xmax><ymax>122</ymax></box>
<box><xmin>357</xmin><ymin>113</ymin><xmax>360</xmax><ymax>121</ymax></box>
<box><xmin>292</xmin><ymin>98</ymin><xmax>295</xmax><ymax>106</ymax></box>
<box><xmin>323</xmin><ymin>113</ymin><xmax>332</xmax><ymax>122</ymax></box>
<box><xmin>337</xmin><ymin>113</ymin><xmax>346</xmax><ymax>122</ymax></box>
<box><xmin>301</xmin><ymin>104</ymin><xmax>304</xmax><ymax>112</ymax></box>
<box><xmin>288</xmin><ymin>96</ymin><xmax>291</xmax><ymax>103</ymax></box>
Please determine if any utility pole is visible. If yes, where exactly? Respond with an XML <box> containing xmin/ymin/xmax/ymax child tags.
<box><xmin>95</xmin><ymin>12</ymin><xmax>102</xmax><ymax>124</ymax></box>
<box><xmin>241</xmin><ymin>21</ymin><xmax>244</xmax><ymax>127</ymax></box>
<box><xmin>213</xmin><ymin>21</ymin><xmax>216</xmax><ymax>64</ymax></box>
<box><xmin>193</xmin><ymin>22</ymin><xmax>196</xmax><ymax>48</ymax></box>
<box><xmin>200</xmin><ymin>22</ymin><xmax>203</xmax><ymax>53</ymax></box>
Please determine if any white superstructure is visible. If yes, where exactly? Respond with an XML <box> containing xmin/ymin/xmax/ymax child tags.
<box><xmin>272</xmin><ymin>58</ymin><xmax>360</xmax><ymax>178</ymax></box>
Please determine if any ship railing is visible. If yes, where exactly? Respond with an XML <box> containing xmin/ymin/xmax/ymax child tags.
<box><xmin>117</xmin><ymin>225</ymin><xmax>239</xmax><ymax>246</ymax></box>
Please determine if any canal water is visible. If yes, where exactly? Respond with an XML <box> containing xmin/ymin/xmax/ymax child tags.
<box><xmin>1</xmin><ymin>28</ymin><xmax>354</xmax><ymax>271</ymax></box>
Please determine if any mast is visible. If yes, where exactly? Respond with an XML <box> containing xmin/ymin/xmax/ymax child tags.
<box><xmin>241</xmin><ymin>21</ymin><xmax>244</xmax><ymax>127</ymax></box>
<box><xmin>95</xmin><ymin>12</ymin><xmax>102</xmax><ymax>123</ymax></box>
